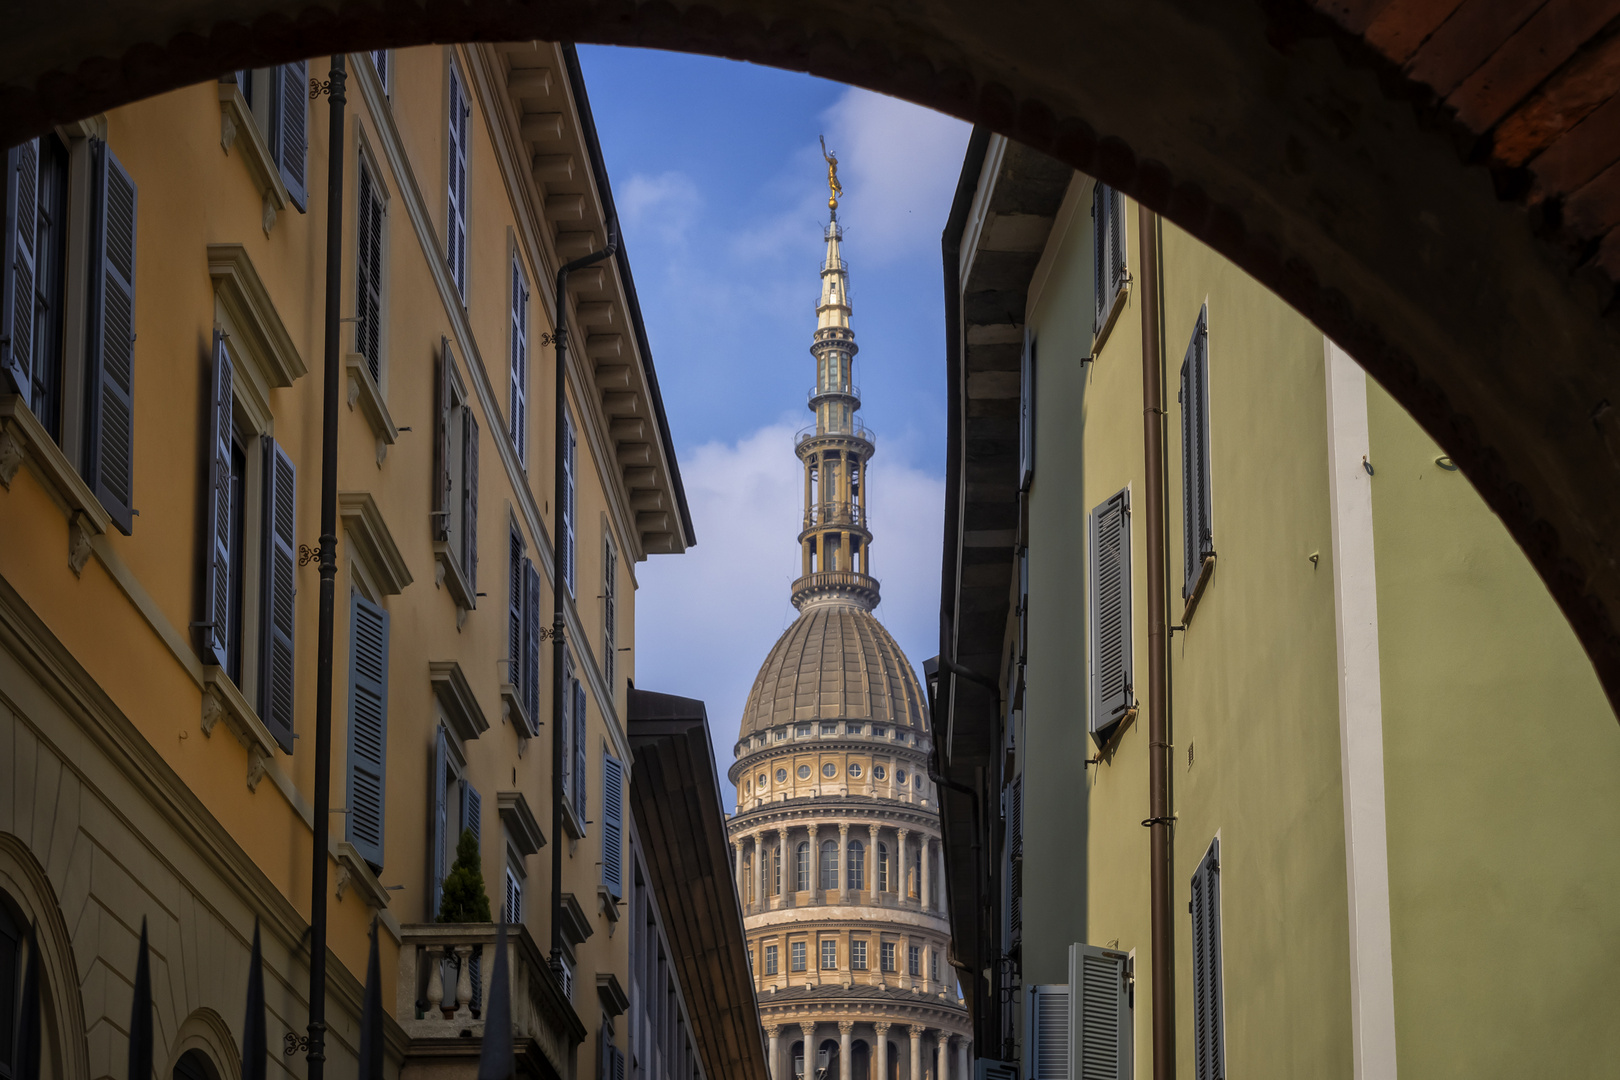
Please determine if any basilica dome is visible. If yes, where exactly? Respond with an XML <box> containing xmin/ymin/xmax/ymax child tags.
<box><xmin>739</xmin><ymin>601</ymin><xmax>928</xmax><ymax>741</ymax></box>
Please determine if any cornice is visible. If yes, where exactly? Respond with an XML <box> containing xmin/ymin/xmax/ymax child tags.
<box><xmin>726</xmin><ymin>799</ymin><xmax>941</xmax><ymax>834</ymax></box>
<box><xmin>742</xmin><ymin>907</ymin><xmax>949</xmax><ymax>935</ymax></box>
<box><xmin>730</xmin><ymin>738</ymin><xmax>932</xmax><ymax>780</ymax></box>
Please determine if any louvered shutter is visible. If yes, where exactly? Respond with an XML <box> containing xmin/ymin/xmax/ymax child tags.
<box><xmin>1008</xmin><ymin>775</ymin><xmax>1023</xmax><ymax>946</ymax></box>
<box><xmin>510</xmin><ymin>259</ymin><xmax>527</xmax><ymax>462</ymax></box>
<box><xmin>273</xmin><ymin>62</ymin><xmax>307</xmax><ymax>210</ymax></box>
<box><xmin>562</xmin><ymin>411</ymin><xmax>576</xmax><ymax>593</ymax></box>
<box><xmin>200</xmin><ymin>330</ymin><xmax>233</xmax><ymax>666</ymax></box>
<box><xmin>505</xmin><ymin>867</ymin><xmax>521</xmax><ymax>923</ymax></box>
<box><xmin>1019</xmin><ymin>329</ymin><xmax>1035</xmax><ymax>492</ymax></box>
<box><xmin>370</xmin><ymin>51</ymin><xmax>388</xmax><ymax>93</ymax></box>
<box><xmin>508</xmin><ymin>530</ymin><xmax>523</xmax><ymax>694</ymax></box>
<box><xmin>1180</xmin><ymin>306</ymin><xmax>1213</xmax><ymax>599</ymax></box>
<box><xmin>462</xmin><ymin>409</ymin><xmax>478</xmax><ymax>594</ymax></box>
<box><xmin>1092</xmin><ymin>186</ymin><xmax>1105</xmax><ymax>328</ymax></box>
<box><xmin>447</xmin><ymin>66</ymin><xmax>468</xmax><ymax>298</ymax></box>
<box><xmin>356</xmin><ymin>164</ymin><xmax>383</xmax><ymax>383</ymax></box>
<box><xmin>2</xmin><ymin>139</ymin><xmax>38</xmax><ymax>402</ymax></box>
<box><xmin>429</xmin><ymin>725</ymin><xmax>448</xmax><ymax>919</ymax></box>
<box><xmin>523</xmin><ymin>559</ymin><xmax>540</xmax><ymax>731</ymax></box>
<box><xmin>1088</xmin><ymin>488</ymin><xmax>1133</xmax><ymax>744</ymax></box>
<box><xmin>433</xmin><ymin>342</ymin><xmax>453</xmax><ymax>541</ymax></box>
<box><xmin>1025</xmin><ymin>984</ymin><xmax>1070</xmax><ymax>1080</ymax></box>
<box><xmin>560</xmin><ymin>655</ymin><xmax>574</xmax><ymax>807</ymax></box>
<box><xmin>602</xmin><ymin>753</ymin><xmax>624</xmax><ymax>898</ymax></box>
<box><xmin>1191</xmin><ymin>839</ymin><xmax>1225</xmax><ymax>1080</ymax></box>
<box><xmin>573</xmin><ymin>680</ymin><xmax>587</xmax><ymax>825</ymax></box>
<box><xmin>259</xmin><ymin>437</ymin><xmax>297</xmax><ymax>751</ymax></box>
<box><xmin>462</xmin><ymin>781</ymin><xmax>482</xmax><ymax>843</ymax></box>
<box><xmin>603</xmin><ymin>536</ymin><xmax>616</xmax><ymax>688</ymax></box>
<box><xmin>347</xmin><ymin>592</ymin><xmax>390</xmax><ymax>871</ymax></box>
<box><xmin>1109</xmin><ymin>188</ymin><xmax>1127</xmax><ymax>298</ymax></box>
<box><xmin>84</xmin><ymin>140</ymin><xmax>137</xmax><ymax>534</ymax></box>
<box><xmin>1070</xmin><ymin>944</ymin><xmax>1131</xmax><ymax>1080</ymax></box>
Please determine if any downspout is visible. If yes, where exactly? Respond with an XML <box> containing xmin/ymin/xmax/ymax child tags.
<box><xmin>1137</xmin><ymin>205</ymin><xmax>1174</xmax><ymax>1080</ymax></box>
<box><xmin>550</xmin><ymin>222</ymin><xmax>618</xmax><ymax>968</ymax></box>
<box><xmin>306</xmin><ymin>53</ymin><xmax>346</xmax><ymax>1080</ymax></box>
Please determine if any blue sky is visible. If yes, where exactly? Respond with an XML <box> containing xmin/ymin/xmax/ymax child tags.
<box><xmin>577</xmin><ymin>47</ymin><xmax>970</xmax><ymax>798</ymax></box>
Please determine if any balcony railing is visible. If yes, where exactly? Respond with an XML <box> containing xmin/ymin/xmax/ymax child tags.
<box><xmin>803</xmin><ymin>501</ymin><xmax>868</xmax><ymax>530</ymax></box>
<box><xmin>790</xmin><ymin>570</ymin><xmax>882</xmax><ymax>609</ymax></box>
<box><xmin>807</xmin><ymin>384</ymin><xmax>860</xmax><ymax>405</ymax></box>
<box><xmin>796</xmin><ymin>424</ymin><xmax>874</xmax><ymax>447</ymax></box>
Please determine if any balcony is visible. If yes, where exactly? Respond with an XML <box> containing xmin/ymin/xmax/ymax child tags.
<box><xmin>801</xmin><ymin>501</ymin><xmax>868</xmax><ymax>531</ymax></box>
<box><xmin>807</xmin><ymin>384</ymin><xmax>860</xmax><ymax>406</ymax></box>
<box><xmin>790</xmin><ymin>570</ymin><xmax>882</xmax><ymax>610</ymax></box>
<box><xmin>796</xmin><ymin>423</ymin><xmax>874</xmax><ymax>449</ymax></box>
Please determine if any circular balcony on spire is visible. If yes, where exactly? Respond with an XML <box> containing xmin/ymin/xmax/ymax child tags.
<box><xmin>808</xmin><ymin>384</ymin><xmax>861</xmax><ymax>411</ymax></box>
<box><xmin>790</xmin><ymin>570</ymin><xmax>882</xmax><ymax>611</ymax></box>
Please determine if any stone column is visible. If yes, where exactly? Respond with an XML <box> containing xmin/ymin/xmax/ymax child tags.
<box><xmin>734</xmin><ymin>839</ymin><xmax>745</xmax><ymax>904</ymax></box>
<box><xmin>767</xmin><ymin>1027</ymin><xmax>782</xmax><ymax>1080</ymax></box>
<box><xmin>801</xmin><ymin>1023</ymin><xmax>817</xmax><ymax>1079</ymax></box>
<box><xmin>955</xmin><ymin>1037</ymin><xmax>969</xmax><ymax>1080</ymax></box>
<box><xmin>908</xmin><ymin>1026</ymin><xmax>923</xmax><ymax>1080</ymax></box>
<box><xmin>838</xmin><ymin>823</ymin><xmax>850</xmax><ymax>903</ymax></box>
<box><xmin>809</xmin><ymin>823</ymin><xmax>822</xmax><ymax>903</ymax></box>
<box><xmin>900</xmin><ymin>932</ymin><xmax>912</xmax><ymax>990</ymax></box>
<box><xmin>839</xmin><ymin>1022</ymin><xmax>854</xmax><ymax>1080</ymax></box>
<box><xmin>936</xmin><ymin>1034</ymin><xmax>949</xmax><ymax>1080</ymax></box>
<box><xmin>874</xmin><ymin>1023</ymin><xmax>891</xmax><ymax>1080</ymax></box>
<box><xmin>867</xmin><ymin>824</ymin><xmax>879</xmax><ymax>901</ymax></box>
<box><xmin>779</xmin><ymin>826</ymin><xmax>791</xmax><ymax>905</ymax></box>
<box><xmin>920</xmin><ymin>836</ymin><xmax>932</xmax><ymax>911</ymax></box>
<box><xmin>937</xmin><ymin>844</ymin><xmax>948</xmax><ymax>918</ymax></box>
<box><xmin>896</xmin><ymin>829</ymin><xmax>911</xmax><ymax>904</ymax></box>
<box><xmin>755</xmin><ymin>832</ymin><xmax>767</xmax><ymax>913</ymax></box>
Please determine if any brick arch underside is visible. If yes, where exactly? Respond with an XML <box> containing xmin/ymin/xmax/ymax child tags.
<box><xmin>5</xmin><ymin>0</ymin><xmax>1620</xmax><ymax>712</ymax></box>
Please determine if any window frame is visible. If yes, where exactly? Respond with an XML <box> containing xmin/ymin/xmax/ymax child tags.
<box><xmin>790</xmin><ymin>940</ymin><xmax>807</xmax><ymax>973</ymax></box>
<box><xmin>820</xmin><ymin>938</ymin><xmax>838</xmax><ymax>971</ymax></box>
<box><xmin>509</xmin><ymin>253</ymin><xmax>529</xmax><ymax>462</ymax></box>
<box><xmin>1092</xmin><ymin>181</ymin><xmax>1129</xmax><ymax>351</ymax></box>
<box><xmin>446</xmin><ymin>57</ymin><xmax>470</xmax><ymax>300</ymax></box>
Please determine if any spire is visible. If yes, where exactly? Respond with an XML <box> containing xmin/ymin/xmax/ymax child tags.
<box><xmin>792</xmin><ymin>144</ymin><xmax>878</xmax><ymax>612</ymax></box>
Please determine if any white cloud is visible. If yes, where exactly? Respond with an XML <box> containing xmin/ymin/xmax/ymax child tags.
<box><xmin>633</xmin><ymin>422</ymin><xmax>944</xmax><ymax>802</ymax></box>
<box><xmin>618</xmin><ymin>170</ymin><xmax>702</xmax><ymax>246</ymax></box>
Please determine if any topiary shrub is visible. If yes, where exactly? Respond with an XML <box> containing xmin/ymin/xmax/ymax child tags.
<box><xmin>437</xmin><ymin>828</ymin><xmax>492</xmax><ymax>923</ymax></box>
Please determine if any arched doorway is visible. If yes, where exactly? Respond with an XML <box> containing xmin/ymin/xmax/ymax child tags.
<box><xmin>172</xmin><ymin>1049</ymin><xmax>218</xmax><ymax>1080</ymax></box>
<box><xmin>887</xmin><ymin>1041</ymin><xmax>899</xmax><ymax>1080</ymax></box>
<box><xmin>851</xmin><ymin>1039</ymin><xmax>869</xmax><ymax>1080</ymax></box>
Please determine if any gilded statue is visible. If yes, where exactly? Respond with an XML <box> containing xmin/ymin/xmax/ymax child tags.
<box><xmin>820</xmin><ymin>134</ymin><xmax>843</xmax><ymax>210</ymax></box>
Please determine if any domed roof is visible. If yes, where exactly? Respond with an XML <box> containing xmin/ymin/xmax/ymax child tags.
<box><xmin>739</xmin><ymin>601</ymin><xmax>928</xmax><ymax>739</ymax></box>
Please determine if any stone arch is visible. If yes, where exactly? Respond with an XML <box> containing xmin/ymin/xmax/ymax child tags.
<box><xmin>0</xmin><ymin>832</ymin><xmax>90</xmax><ymax>1080</ymax></box>
<box><xmin>851</xmin><ymin>1039</ymin><xmax>870</xmax><ymax>1080</ymax></box>
<box><xmin>167</xmin><ymin>1008</ymin><xmax>241</xmax><ymax>1080</ymax></box>
<box><xmin>5</xmin><ymin>2</ymin><xmax>1620</xmax><ymax>706</ymax></box>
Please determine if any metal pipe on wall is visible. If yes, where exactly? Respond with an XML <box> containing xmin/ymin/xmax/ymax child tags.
<box><xmin>1136</xmin><ymin>203</ymin><xmax>1175</xmax><ymax>1080</ymax></box>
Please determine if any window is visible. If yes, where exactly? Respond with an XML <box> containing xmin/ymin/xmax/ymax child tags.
<box><xmin>748</xmin><ymin>947</ymin><xmax>754</xmax><ymax>973</ymax></box>
<box><xmin>504</xmin><ymin>866</ymin><xmax>522</xmax><ymax>924</ymax></box>
<box><xmin>355</xmin><ymin>159</ymin><xmax>385</xmax><ymax>387</ymax></box>
<box><xmin>820</xmin><ymin>840</ymin><xmax>838</xmax><ymax>890</ymax></box>
<box><xmin>933</xmin><ymin>951</ymin><xmax>941</xmax><ymax>982</ymax></box>
<box><xmin>897</xmin><ymin>770</ymin><xmax>907</xmax><ymax>785</ymax></box>
<box><xmin>796</xmin><ymin>842</ymin><xmax>810</xmax><ymax>891</ymax></box>
<box><xmin>572</xmin><ymin>677</ymin><xmax>587</xmax><ymax>825</ymax></box>
<box><xmin>908</xmin><ymin>946</ymin><xmax>920</xmax><ymax>977</ymax></box>
<box><xmin>270</xmin><ymin>64</ymin><xmax>308</xmax><ymax>210</ymax></box>
<box><xmin>1191</xmin><ymin>838</ymin><xmax>1225</xmax><ymax>1080</ymax></box>
<box><xmin>1019</xmin><ymin>329</ymin><xmax>1036</xmax><ymax>491</ymax></box>
<box><xmin>873</xmin><ymin>765</ymin><xmax>886</xmax><ymax>781</ymax></box>
<box><xmin>776</xmin><ymin>768</ymin><xmax>787</xmax><ymax>782</ymax></box>
<box><xmin>1088</xmin><ymin>487</ymin><xmax>1134</xmax><ymax>747</ymax></box>
<box><xmin>744</xmin><ymin>855</ymin><xmax>754</xmax><ymax>905</ymax></box>
<box><xmin>820</xmin><ymin>939</ymin><xmax>837</xmax><ymax>970</ymax></box>
<box><xmin>820</xmin><ymin>722</ymin><xmax>837</xmax><ymax>735</ymax></box>
<box><xmin>798</xmin><ymin>765</ymin><xmax>811</xmax><ymax>779</ymax></box>
<box><xmin>851</xmin><ymin>939</ymin><xmax>867</xmax><ymax>971</ymax></box>
<box><xmin>560</xmin><ymin>409</ymin><xmax>576</xmax><ymax>594</ymax></box>
<box><xmin>370</xmin><ymin>50</ymin><xmax>389</xmax><ymax>93</ymax></box>
<box><xmin>822</xmin><ymin>763</ymin><xmax>836</xmax><ymax>778</ymax></box>
<box><xmin>1071</xmin><ymin>943</ymin><xmax>1133</xmax><ymax>1080</ymax></box>
<box><xmin>603</xmin><ymin>533</ymin><xmax>617</xmax><ymax>689</ymax></box>
<box><xmin>346</xmin><ymin>591</ymin><xmax>390</xmax><ymax>871</ymax></box>
<box><xmin>847</xmin><ymin>840</ymin><xmax>864</xmax><ymax>891</ymax></box>
<box><xmin>877</xmin><ymin>843</ymin><xmax>889</xmax><ymax>892</ymax></box>
<box><xmin>3</xmin><ymin>133</ymin><xmax>69</xmax><ymax>444</ymax></box>
<box><xmin>433</xmin><ymin>342</ymin><xmax>479</xmax><ymax>610</ymax></box>
<box><xmin>796</xmin><ymin>723</ymin><xmax>811</xmax><ymax>737</ymax></box>
<box><xmin>873</xmin><ymin>726</ymin><xmax>886</xmax><ymax>738</ymax></box>
<box><xmin>509</xmin><ymin>256</ymin><xmax>529</xmax><ymax>461</ymax></box>
<box><xmin>791</xmin><ymin>941</ymin><xmax>807</xmax><ymax>972</ymax></box>
<box><xmin>1180</xmin><ymin>304</ymin><xmax>1214</xmax><ymax>608</ymax></box>
<box><xmin>446</xmin><ymin>62</ymin><xmax>469</xmax><ymax>298</ymax></box>
<box><xmin>772</xmin><ymin>844</ymin><xmax>781</xmax><ymax>894</ymax></box>
<box><xmin>83</xmin><ymin>138</ymin><xmax>139</xmax><ymax>533</ymax></box>
<box><xmin>765</xmin><ymin>944</ymin><xmax>779</xmax><ymax>975</ymax></box>
<box><xmin>1093</xmin><ymin>182</ymin><xmax>1127</xmax><ymax>339</ymax></box>
<box><xmin>508</xmin><ymin>527</ymin><xmax>541</xmax><ymax>736</ymax></box>
<box><xmin>848</xmin><ymin>763</ymin><xmax>862</xmax><ymax>778</ymax></box>
<box><xmin>602</xmin><ymin>753</ymin><xmax>624</xmax><ymax>899</ymax></box>
<box><xmin>880</xmin><ymin>942</ymin><xmax>895</xmax><ymax>972</ymax></box>
<box><xmin>846</xmin><ymin>722</ymin><xmax>862</xmax><ymax>734</ymax></box>
<box><xmin>428</xmin><ymin>724</ymin><xmax>480</xmax><ymax>918</ymax></box>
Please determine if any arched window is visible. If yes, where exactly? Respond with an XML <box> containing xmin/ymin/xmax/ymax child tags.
<box><xmin>847</xmin><ymin>839</ymin><xmax>865</xmax><ymax>891</ymax></box>
<box><xmin>744</xmin><ymin>854</ymin><xmax>754</xmax><ymax>904</ymax></box>
<box><xmin>173</xmin><ymin>1050</ymin><xmax>219</xmax><ymax>1080</ymax></box>
<box><xmin>797</xmin><ymin>842</ymin><xmax>811</xmax><ymax>891</ymax></box>
<box><xmin>877</xmin><ymin>843</ymin><xmax>890</xmax><ymax>892</ymax></box>
<box><xmin>820</xmin><ymin>839</ymin><xmax>839</xmax><ymax>890</ymax></box>
<box><xmin>772</xmin><ymin>845</ymin><xmax>781</xmax><ymax>895</ymax></box>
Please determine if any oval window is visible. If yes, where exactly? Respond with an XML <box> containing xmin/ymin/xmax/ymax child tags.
<box><xmin>873</xmin><ymin>765</ymin><xmax>886</xmax><ymax>781</ymax></box>
<box><xmin>849</xmin><ymin>763</ymin><xmax>863</xmax><ymax>778</ymax></box>
<box><xmin>798</xmin><ymin>765</ymin><xmax>812</xmax><ymax>780</ymax></box>
<box><xmin>777</xmin><ymin>768</ymin><xmax>788</xmax><ymax>782</ymax></box>
<box><xmin>897</xmin><ymin>769</ymin><xmax>908</xmax><ymax>784</ymax></box>
<box><xmin>758</xmin><ymin>773</ymin><xmax>768</xmax><ymax>787</ymax></box>
<box><xmin>822</xmin><ymin>762</ymin><xmax>837</xmax><ymax>778</ymax></box>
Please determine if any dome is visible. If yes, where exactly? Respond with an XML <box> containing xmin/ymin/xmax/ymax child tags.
<box><xmin>738</xmin><ymin>600</ymin><xmax>928</xmax><ymax>740</ymax></box>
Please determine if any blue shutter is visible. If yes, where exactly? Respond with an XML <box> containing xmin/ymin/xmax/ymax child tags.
<box><xmin>429</xmin><ymin>725</ymin><xmax>447</xmax><ymax>919</ymax></box>
<box><xmin>201</xmin><ymin>330</ymin><xmax>233</xmax><ymax>666</ymax></box>
<box><xmin>272</xmin><ymin>62</ymin><xmax>307</xmax><ymax>210</ymax></box>
<box><xmin>573</xmin><ymin>680</ymin><xmax>587</xmax><ymax>825</ymax></box>
<box><xmin>447</xmin><ymin>66</ymin><xmax>468</xmax><ymax>298</ymax></box>
<box><xmin>347</xmin><ymin>592</ymin><xmax>390</xmax><ymax>871</ymax></box>
<box><xmin>259</xmin><ymin>437</ymin><xmax>296</xmax><ymax>751</ymax></box>
<box><xmin>2</xmin><ymin>139</ymin><xmax>39</xmax><ymax>401</ymax></box>
<box><xmin>461</xmin><ymin>781</ymin><xmax>482</xmax><ymax>843</ymax></box>
<box><xmin>1191</xmin><ymin>839</ymin><xmax>1225</xmax><ymax>1080</ymax></box>
<box><xmin>509</xmin><ymin>529</ymin><xmax>523</xmax><ymax>694</ymax></box>
<box><xmin>434</xmin><ymin>343</ymin><xmax>454</xmax><ymax>541</ymax></box>
<box><xmin>562</xmin><ymin>412</ymin><xmax>576</xmax><ymax>594</ymax></box>
<box><xmin>523</xmin><ymin>560</ymin><xmax>541</xmax><ymax>732</ymax></box>
<box><xmin>602</xmin><ymin>754</ymin><xmax>624</xmax><ymax>899</ymax></box>
<box><xmin>462</xmin><ymin>409</ymin><xmax>479</xmax><ymax>595</ymax></box>
<box><xmin>1088</xmin><ymin>487</ymin><xmax>1133</xmax><ymax>745</ymax></box>
<box><xmin>84</xmin><ymin>139</ymin><xmax>137</xmax><ymax>534</ymax></box>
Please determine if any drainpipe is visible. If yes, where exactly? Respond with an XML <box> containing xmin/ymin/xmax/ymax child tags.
<box><xmin>550</xmin><ymin>223</ymin><xmax>617</xmax><ymax>969</ymax></box>
<box><xmin>1137</xmin><ymin>204</ymin><xmax>1174</xmax><ymax>1080</ymax></box>
<box><xmin>307</xmin><ymin>54</ymin><xmax>346</xmax><ymax>1080</ymax></box>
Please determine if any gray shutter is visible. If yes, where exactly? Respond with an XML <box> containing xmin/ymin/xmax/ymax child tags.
<box><xmin>200</xmin><ymin>330</ymin><xmax>233</xmax><ymax>666</ymax></box>
<box><xmin>1181</xmin><ymin>305</ymin><xmax>1213</xmax><ymax>598</ymax></box>
<box><xmin>510</xmin><ymin>260</ymin><xmax>527</xmax><ymax>459</ymax></box>
<box><xmin>2</xmin><ymin>139</ymin><xmax>38</xmax><ymax>401</ymax></box>
<box><xmin>462</xmin><ymin>781</ymin><xmax>482</xmax><ymax>842</ymax></box>
<box><xmin>1092</xmin><ymin>185</ymin><xmax>1105</xmax><ymax>328</ymax></box>
<box><xmin>1025</xmin><ymin>984</ymin><xmax>1070</xmax><ymax>1080</ymax></box>
<box><xmin>1109</xmin><ymin>188</ymin><xmax>1127</xmax><ymax>297</ymax></box>
<box><xmin>573</xmin><ymin>679</ymin><xmax>587</xmax><ymax>825</ymax></box>
<box><xmin>508</xmin><ymin>530</ymin><xmax>523</xmax><ymax>693</ymax></box>
<box><xmin>447</xmin><ymin>66</ymin><xmax>467</xmax><ymax>297</ymax></box>
<box><xmin>602</xmin><ymin>753</ymin><xmax>624</xmax><ymax>898</ymax></box>
<box><xmin>273</xmin><ymin>62</ymin><xmax>307</xmax><ymax>210</ymax></box>
<box><xmin>347</xmin><ymin>592</ymin><xmax>390</xmax><ymax>871</ymax></box>
<box><xmin>1070</xmin><ymin>943</ymin><xmax>1131</xmax><ymax>1080</ymax></box>
<box><xmin>356</xmin><ymin>164</ymin><xmax>382</xmax><ymax>383</ymax></box>
<box><xmin>432</xmin><ymin>342</ymin><xmax>453</xmax><ymax>541</ymax></box>
<box><xmin>603</xmin><ymin>536</ymin><xmax>616</xmax><ymax>688</ymax></box>
<box><xmin>523</xmin><ymin>560</ymin><xmax>541</xmax><ymax>730</ymax></box>
<box><xmin>1191</xmin><ymin>839</ymin><xmax>1225</xmax><ymax>1080</ymax></box>
<box><xmin>1088</xmin><ymin>488</ymin><xmax>1133</xmax><ymax>744</ymax></box>
<box><xmin>370</xmin><ymin>50</ymin><xmax>388</xmax><ymax>93</ymax></box>
<box><xmin>429</xmin><ymin>725</ymin><xmax>447</xmax><ymax>919</ymax></box>
<box><xmin>560</xmin><ymin>655</ymin><xmax>573</xmax><ymax>806</ymax></box>
<box><xmin>562</xmin><ymin>412</ymin><xmax>576</xmax><ymax>593</ymax></box>
<box><xmin>1009</xmin><ymin>775</ymin><xmax>1023</xmax><ymax>945</ymax></box>
<box><xmin>1019</xmin><ymin>329</ymin><xmax>1036</xmax><ymax>492</ymax></box>
<box><xmin>259</xmin><ymin>436</ymin><xmax>296</xmax><ymax>752</ymax></box>
<box><xmin>462</xmin><ymin>409</ymin><xmax>478</xmax><ymax>596</ymax></box>
<box><xmin>85</xmin><ymin>139</ymin><xmax>137</xmax><ymax>534</ymax></box>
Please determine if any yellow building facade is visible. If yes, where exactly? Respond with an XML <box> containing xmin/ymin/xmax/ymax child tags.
<box><xmin>0</xmin><ymin>43</ymin><xmax>764</xmax><ymax>1080</ymax></box>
